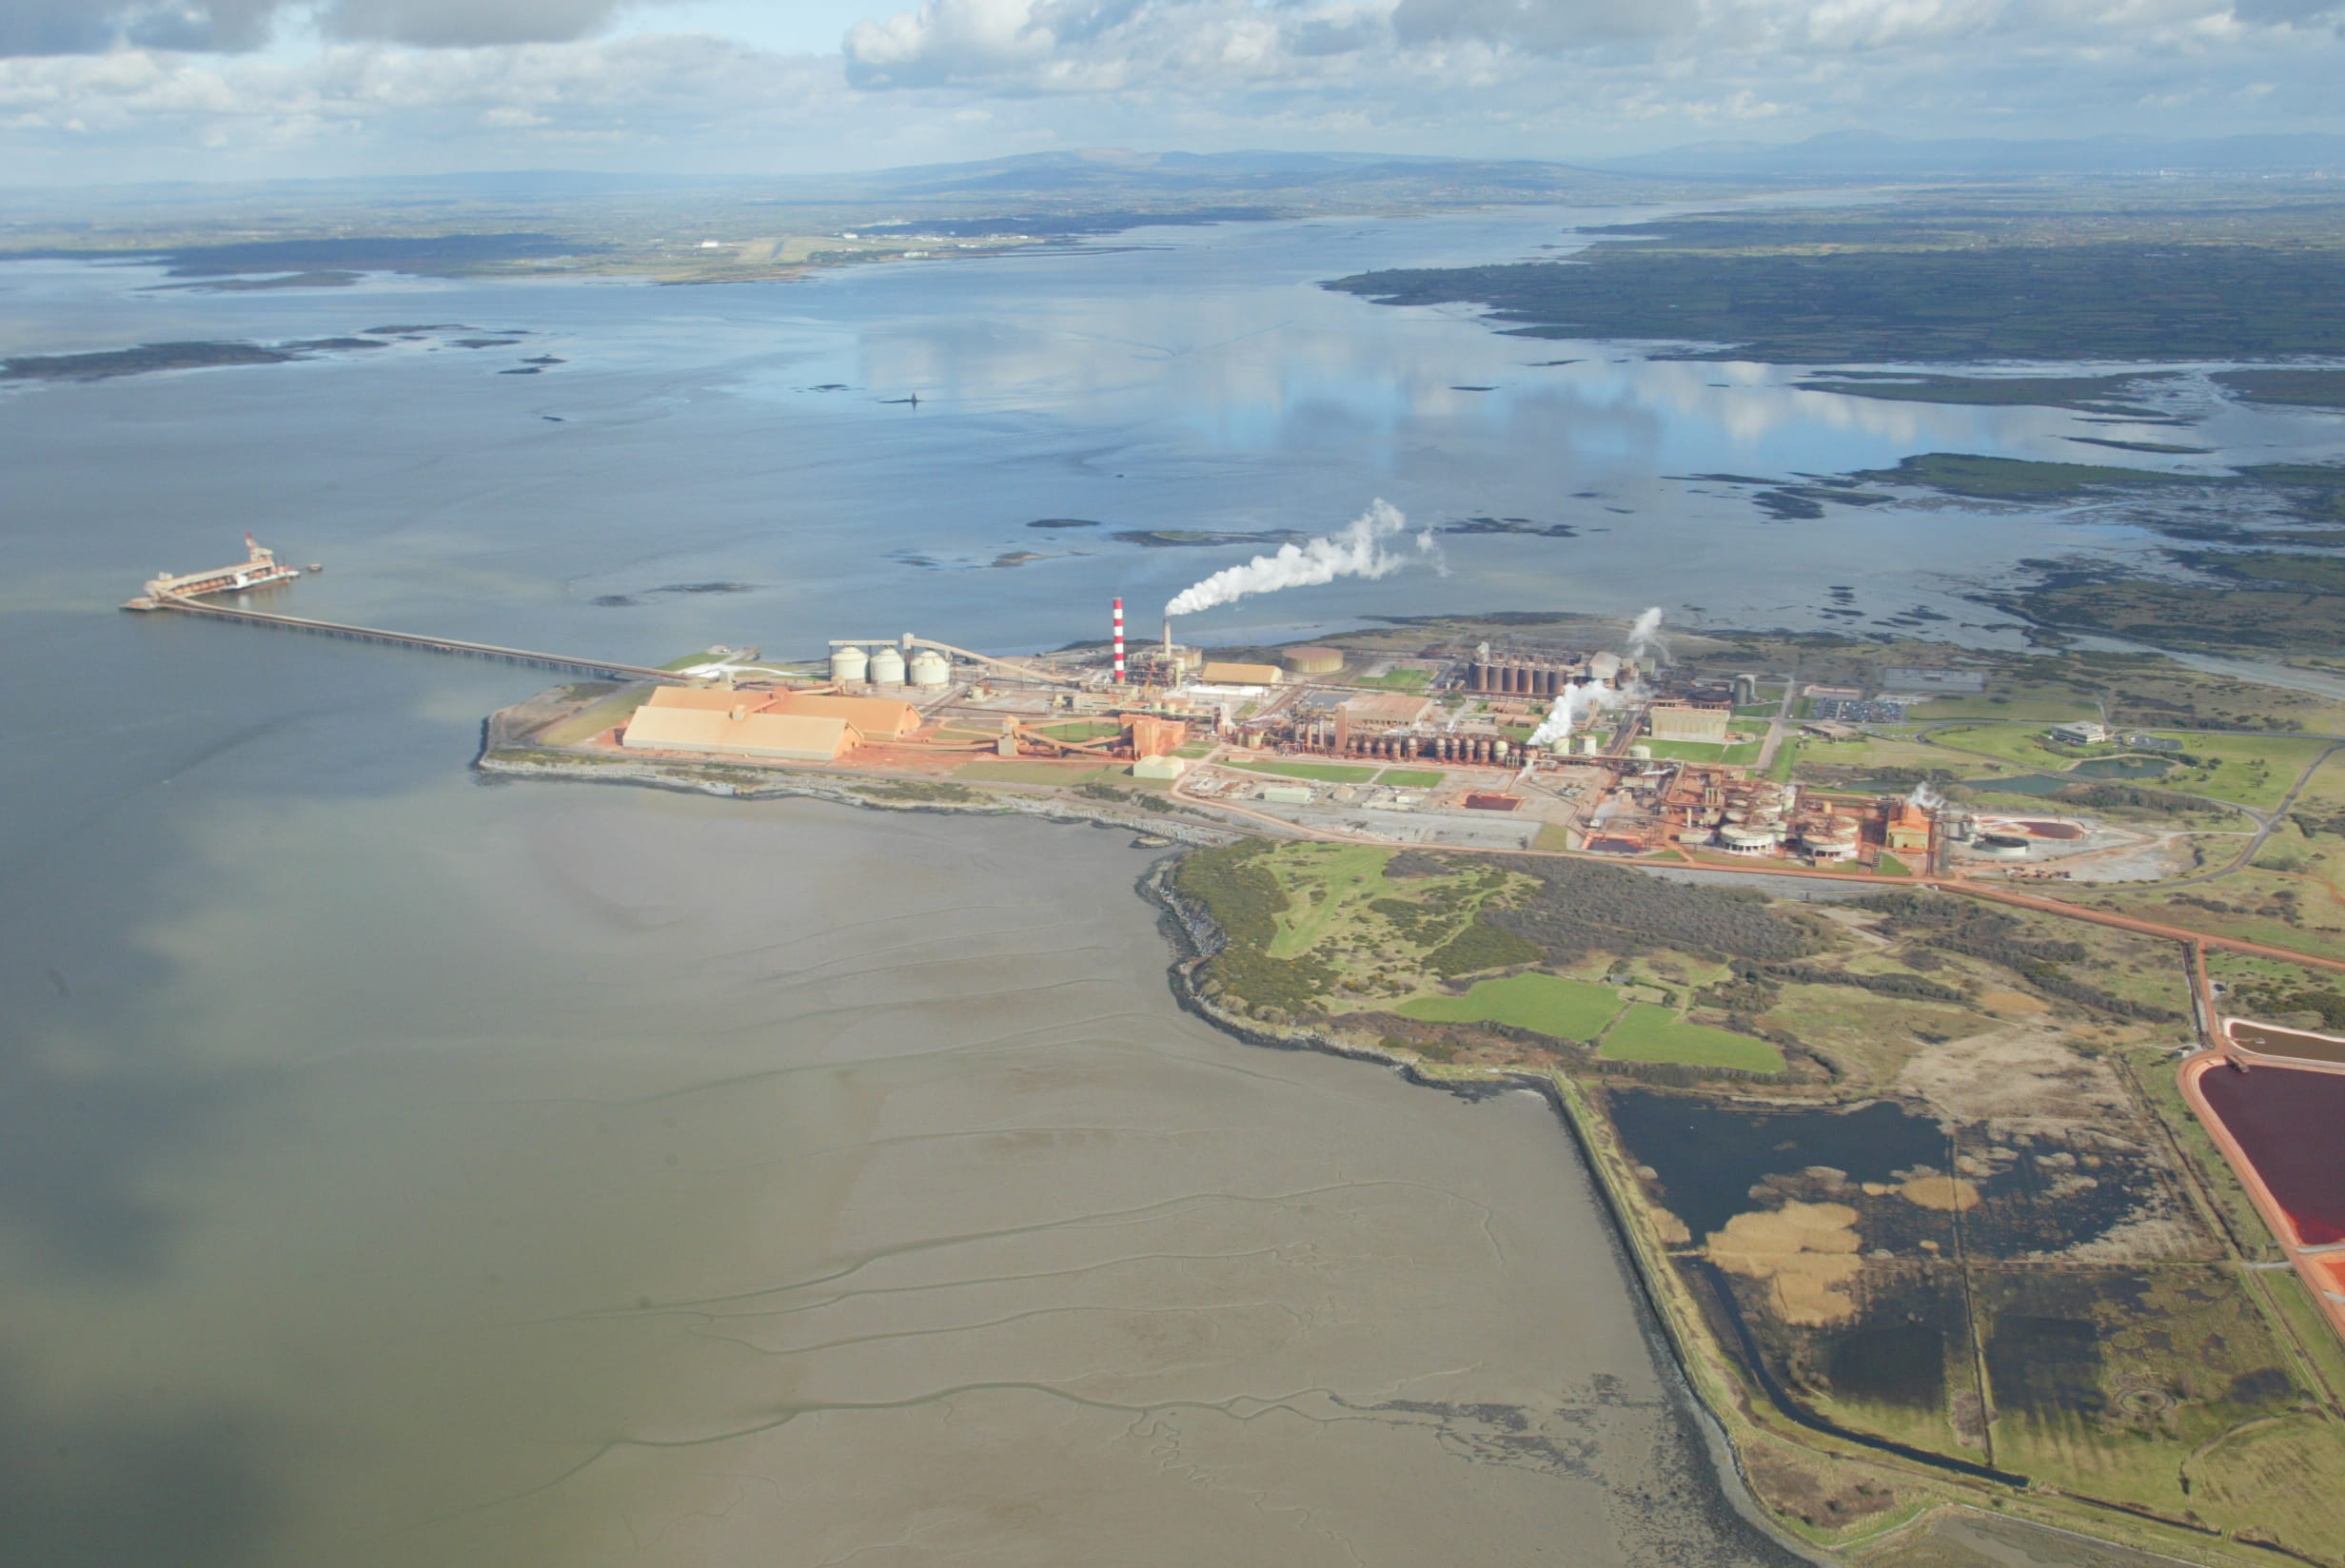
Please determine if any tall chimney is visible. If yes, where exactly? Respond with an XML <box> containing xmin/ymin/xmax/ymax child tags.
<box><xmin>1113</xmin><ymin>598</ymin><xmax>1125</xmax><ymax>684</ymax></box>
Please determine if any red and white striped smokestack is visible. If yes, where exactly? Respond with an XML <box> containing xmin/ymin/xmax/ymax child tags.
<box><xmin>1113</xmin><ymin>598</ymin><xmax>1126</xmax><ymax>683</ymax></box>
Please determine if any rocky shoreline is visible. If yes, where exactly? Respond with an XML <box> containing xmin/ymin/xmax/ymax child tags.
<box><xmin>474</xmin><ymin>744</ymin><xmax>1242</xmax><ymax>845</ymax></box>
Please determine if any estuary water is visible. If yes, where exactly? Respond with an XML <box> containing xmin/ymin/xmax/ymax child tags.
<box><xmin>1</xmin><ymin>204</ymin><xmax>2330</xmax><ymax>1565</ymax></box>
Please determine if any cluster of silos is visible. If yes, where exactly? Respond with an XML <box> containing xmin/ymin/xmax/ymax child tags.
<box><xmin>829</xmin><ymin>639</ymin><xmax>951</xmax><ymax>690</ymax></box>
<box><xmin>1467</xmin><ymin>658</ymin><xmax>1576</xmax><ymax>696</ymax></box>
<box><xmin>1294</xmin><ymin>721</ymin><xmax>1508</xmax><ymax>763</ymax></box>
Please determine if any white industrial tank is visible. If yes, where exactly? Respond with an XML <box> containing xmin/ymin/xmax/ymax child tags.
<box><xmin>830</xmin><ymin>644</ymin><xmax>869</xmax><ymax>684</ymax></box>
<box><xmin>907</xmin><ymin>649</ymin><xmax>951</xmax><ymax>688</ymax></box>
<box><xmin>868</xmin><ymin>646</ymin><xmax>906</xmax><ymax>686</ymax></box>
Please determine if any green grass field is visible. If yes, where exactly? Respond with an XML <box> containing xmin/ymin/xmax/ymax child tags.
<box><xmin>1376</xmin><ymin>768</ymin><xmax>1446</xmax><ymax>788</ymax></box>
<box><xmin>1875</xmin><ymin>853</ymin><xmax>1912</xmax><ymax>876</ymax></box>
<box><xmin>1906</xmin><ymin>696</ymin><xmax>2101</xmax><ymax>722</ymax></box>
<box><xmin>1351</xmin><ymin>668</ymin><xmax>1430</xmax><ymax>691</ymax></box>
<box><xmin>536</xmin><ymin>686</ymin><xmax>652</xmax><ymax>746</ymax></box>
<box><xmin>1221</xmin><ymin>758</ymin><xmax>1381</xmax><ymax>785</ymax></box>
<box><xmin>1599</xmin><ymin>1004</ymin><xmax>1784</xmax><ymax>1072</ymax></box>
<box><xmin>1642</xmin><ymin>738</ymin><xmax>1764</xmax><ymax>765</ymax></box>
<box><xmin>1398</xmin><ymin>972</ymin><xmax>1626</xmax><ymax>1039</ymax></box>
<box><xmin>1262</xmin><ymin>845</ymin><xmax>1394</xmax><ymax>957</ymax></box>
<box><xmin>1036</xmin><ymin>719</ymin><xmax>1124</xmax><ymax>742</ymax></box>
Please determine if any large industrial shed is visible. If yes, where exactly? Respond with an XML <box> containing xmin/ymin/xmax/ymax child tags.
<box><xmin>621</xmin><ymin>703</ymin><xmax>860</xmax><ymax>761</ymax></box>
<box><xmin>633</xmin><ymin>684</ymin><xmax>920</xmax><ymax>739</ymax></box>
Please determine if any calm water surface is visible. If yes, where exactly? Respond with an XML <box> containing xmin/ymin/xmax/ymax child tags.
<box><xmin>3</xmin><ymin>206</ymin><xmax>2332</xmax><ymax>1564</ymax></box>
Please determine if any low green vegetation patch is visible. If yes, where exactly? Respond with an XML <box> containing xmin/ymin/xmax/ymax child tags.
<box><xmin>1476</xmin><ymin>852</ymin><xmax>1824</xmax><ymax>966</ymax></box>
<box><xmin>1641</xmin><ymin>738</ymin><xmax>1764</xmax><ymax>765</ymax></box>
<box><xmin>1036</xmin><ymin>718</ymin><xmax>1124</xmax><ymax>742</ymax></box>
<box><xmin>954</xmin><ymin>760</ymin><xmax>1113</xmax><ymax>785</ymax></box>
<box><xmin>1986</xmin><ymin>579</ymin><xmax>2345</xmax><ymax>657</ymax></box>
<box><xmin>1857</xmin><ymin>452</ymin><xmax>2193</xmax><ymax>500</ymax></box>
<box><xmin>2173</xmin><ymin>548</ymin><xmax>2345</xmax><ymax>594</ymax></box>
<box><xmin>2217</xmin><ymin>368</ymin><xmax>2345</xmax><ymax>409</ymax></box>
<box><xmin>1425</xmin><ymin>917</ymin><xmax>1545</xmax><ymax>977</ymax></box>
<box><xmin>1796</xmin><ymin>372</ymin><xmax>2170</xmax><ymax>414</ymax></box>
<box><xmin>1599</xmin><ymin>1003</ymin><xmax>1784</xmax><ymax>1072</ymax></box>
<box><xmin>1324</xmin><ymin>239</ymin><xmax>2345</xmax><ymax>363</ymax></box>
<box><xmin>1375</xmin><ymin>768</ymin><xmax>1445</xmax><ymax>788</ymax></box>
<box><xmin>1220</xmin><ymin>758</ymin><xmax>1380</xmax><ymax>784</ymax></box>
<box><xmin>1350</xmin><ymin>667</ymin><xmax>1431</xmax><ymax>691</ymax></box>
<box><xmin>1399</xmin><ymin>972</ymin><xmax>1626</xmax><ymax>1039</ymax></box>
<box><xmin>536</xmin><ymin>685</ymin><xmax>651</xmax><ymax>746</ymax></box>
<box><xmin>856</xmin><ymin>780</ymin><xmax>982</xmax><ymax>804</ymax></box>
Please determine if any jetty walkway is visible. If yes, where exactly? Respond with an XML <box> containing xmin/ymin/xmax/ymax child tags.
<box><xmin>137</xmin><ymin>594</ymin><xmax>690</xmax><ymax>685</ymax></box>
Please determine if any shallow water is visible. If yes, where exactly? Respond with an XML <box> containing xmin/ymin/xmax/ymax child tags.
<box><xmin>0</xmin><ymin>774</ymin><xmax>1802</xmax><ymax>1565</ymax></box>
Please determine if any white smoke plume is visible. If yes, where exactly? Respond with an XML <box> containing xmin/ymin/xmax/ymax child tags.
<box><xmin>1626</xmin><ymin>606</ymin><xmax>1669</xmax><ymax>664</ymax></box>
<box><xmin>1527</xmin><ymin>678</ymin><xmax>1623</xmax><ymax>749</ymax></box>
<box><xmin>1909</xmin><ymin>780</ymin><xmax>1944</xmax><ymax>812</ymax></box>
<box><xmin>1165</xmin><ymin>499</ymin><xmax>1435</xmax><ymax>618</ymax></box>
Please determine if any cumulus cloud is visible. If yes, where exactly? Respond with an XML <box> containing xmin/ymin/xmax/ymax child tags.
<box><xmin>0</xmin><ymin>0</ymin><xmax>2339</xmax><ymax>179</ymax></box>
<box><xmin>0</xmin><ymin>0</ymin><xmax>277</xmax><ymax>54</ymax></box>
<box><xmin>839</xmin><ymin>0</ymin><xmax>2345</xmax><ymax>91</ymax></box>
<box><xmin>319</xmin><ymin>0</ymin><xmax>655</xmax><ymax>48</ymax></box>
<box><xmin>0</xmin><ymin>0</ymin><xmax>672</xmax><ymax>54</ymax></box>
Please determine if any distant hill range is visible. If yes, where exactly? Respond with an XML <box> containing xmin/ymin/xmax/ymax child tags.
<box><xmin>1585</xmin><ymin>130</ymin><xmax>2345</xmax><ymax>178</ymax></box>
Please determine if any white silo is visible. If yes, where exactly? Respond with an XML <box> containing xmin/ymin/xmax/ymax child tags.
<box><xmin>868</xmin><ymin>645</ymin><xmax>906</xmax><ymax>686</ymax></box>
<box><xmin>908</xmin><ymin>649</ymin><xmax>951</xmax><ymax>689</ymax></box>
<box><xmin>830</xmin><ymin>644</ymin><xmax>869</xmax><ymax>685</ymax></box>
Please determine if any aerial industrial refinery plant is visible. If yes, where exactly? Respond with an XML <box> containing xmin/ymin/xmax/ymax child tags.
<box><xmin>518</xmin><ymin>596</ymin><xmax>1954</xmax><ymax>869</ymax></box>
<box><xmin>127</xmin><ymin>537</ymin><xmax>1963</xmax><ymax>869</ymax></box>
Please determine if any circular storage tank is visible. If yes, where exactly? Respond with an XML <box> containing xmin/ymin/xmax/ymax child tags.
<box><xmin>829</xmin><ymin>644</ymin><xmax>869</xmax><ymax>684</ymax></box>
<box><xmin>1978</xmin><ymin>833</ymin><xmax>2032</xmax><ymax>859</ymax></box>
<box><xmin>907</xmin><ymin>649</ymin><xmax>951</xmax><ymax>688</ymax></box>
<box><xmin>1718</xmin><ymin>824</ymin><xmax>1783</xmax><ymax>855</ymax></box>
<box><xmin>1286</xmin><ymin>645</ymin><xmax>1345</xmax><ymax>676</ymax></box>
<box><xmin>1629</xmin><ymin>743</ymin><xmax>1653</xmax><ymax>761</ymax></box>
<box><xmin>868</xmin><ymin>646</ymin><xmax>906</xmax><ymax>686</ymax></box>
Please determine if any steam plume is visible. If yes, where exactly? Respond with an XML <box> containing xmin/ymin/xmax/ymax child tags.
<box><xmin>1626</xmin><ymin>606</ymin><xmax>1668</xmax><ymax>664</ymax></box>
<box><xmin>1165</xmin><ymin>499</ymin><xmax>1434</xmax><ymax>618</ymax></box>
<box><xmin>1909</xmin><ymin>780</ymin><xmax>1944</xmax><ymax>812</ymax></box>
<box><xmin>1527</xmin><ymin>678</ymin><xmax>1623</xmax><ymax>749</ymax></box>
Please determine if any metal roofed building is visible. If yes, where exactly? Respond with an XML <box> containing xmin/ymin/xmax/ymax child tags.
<box><xmin>1200</xmin><ymin>660</ymin><xmax>1283</xmax><ymax>687</ymax></box>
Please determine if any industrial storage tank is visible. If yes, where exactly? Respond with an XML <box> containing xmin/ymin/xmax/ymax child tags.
<box><xmin>830</xmin><ymin>644</ymin><xmax>869</xmax><ymax>685</ymax></box>
<box><xmin>907</xmin><ymin>649</ymin><xmax>951</xmax><ymax>688</ymax></box>
<box><xmin>1718</xmin><ymin>824</ymin><xmax>1783</xmax><ymax>856</ymax></box>
<box><xmin>1286</xmin><ymin>645</ymin><xmax>1345</xmax><ymax>676</ymax></box>
<box><xmin>868</xmin><ymin>646</ymin><xmax>906</xmax><ymax>686</ymax></box>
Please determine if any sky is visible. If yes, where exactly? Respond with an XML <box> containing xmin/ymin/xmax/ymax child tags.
<box><xmin>2</xmin><ymin>0</ymin><xmax>2342</xmax><ymax>184</ymax></box>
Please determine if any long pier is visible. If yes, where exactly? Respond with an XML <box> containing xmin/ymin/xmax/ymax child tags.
<box><xmin>139</xmin><ymin>594</ymin><xmax>692</xmax><ymax>684</ymax></box>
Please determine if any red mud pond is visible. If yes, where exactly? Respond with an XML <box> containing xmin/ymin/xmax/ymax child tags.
<box><xmin>2197</xmin><ymin>1063</ymin><xmax>2345</xmax><ymax>1246</ymax></box>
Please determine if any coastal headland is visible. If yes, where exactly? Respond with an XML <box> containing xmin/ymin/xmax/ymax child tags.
<box><xmin>472</xmin><ymin>609</ymin><xmax>2345</xmax><ymax>1568</ymax></box>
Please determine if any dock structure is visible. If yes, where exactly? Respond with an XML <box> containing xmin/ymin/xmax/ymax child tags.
<box><xmin>131</xmin><ymin>593</ymin><xmax>691</xmax><ymax>685</ymax></box>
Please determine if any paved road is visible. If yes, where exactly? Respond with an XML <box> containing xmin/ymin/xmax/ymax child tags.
<box><xmin>1752</xmin><ymin>668</ymin><xmax>1799</xmax><ymax>774</ymax></box>
<box><xmin>2155</xmin><ymin>739</ymin><xmax>2345</xmax><ymax>889</ymax></box>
